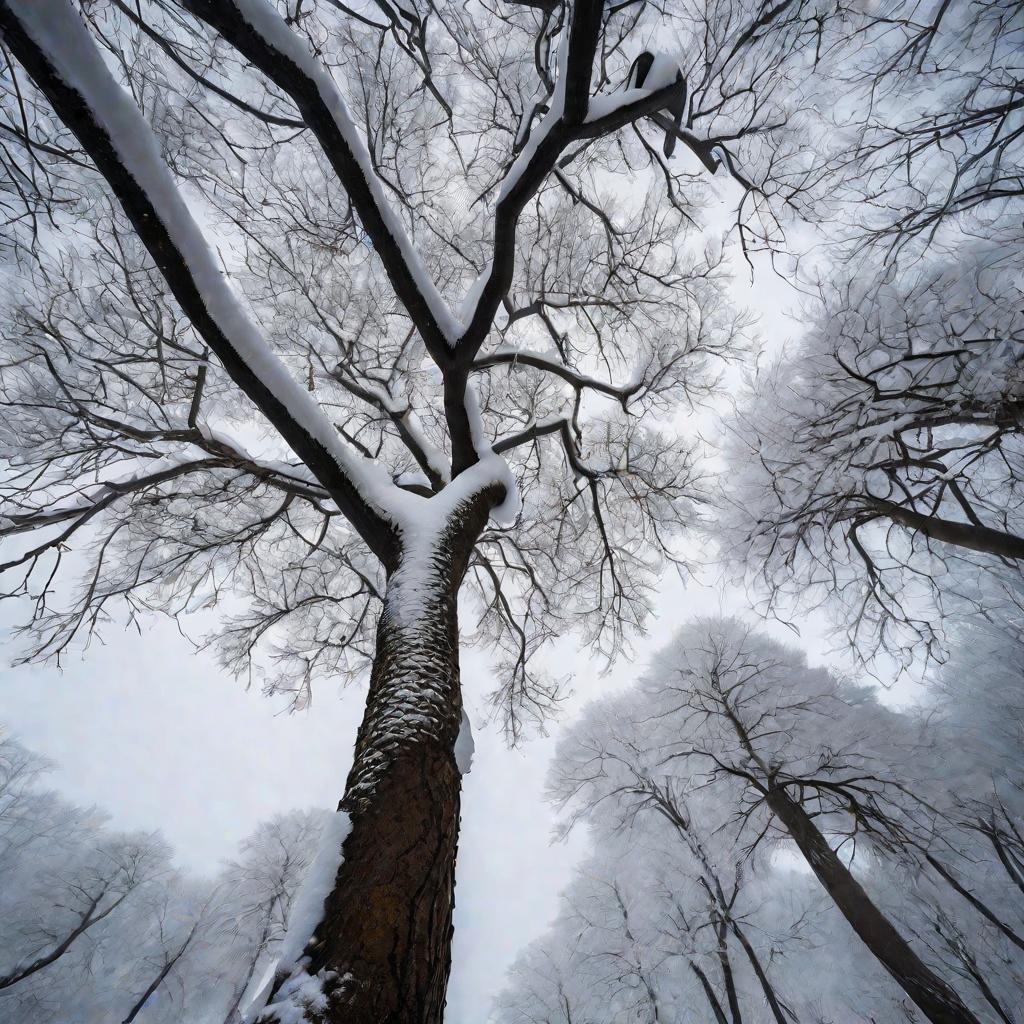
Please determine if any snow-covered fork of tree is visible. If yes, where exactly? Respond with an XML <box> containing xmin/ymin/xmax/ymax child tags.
<box><xmin>0</xmin><ymin>0</ymin><xmax>837</xmax><ymax>1018</ymax></box>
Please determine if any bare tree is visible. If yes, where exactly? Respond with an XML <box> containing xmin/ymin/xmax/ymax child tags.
<box><xmin>550</xmin><ymin>618</ymin><xmax>1003</xmax><ymax>1024</ymax></box>
<box><xmin>825</xmin><ymin>0</ymin><xmax>1023</xmax><ymax>258</ymax></box>
<box><xmin>0</xmin><ymin>734</ymin><xmax>73</xmax><ymax>875</ymax></box>
<box><xmin>710</xmin><ymin>0</ymin><xmax>1023</xmax><ymax>669</ymax></box>
<box><xmin>0</xmin><ymin>828</ymin><xmax>169</xmax><ymax>993</ymax></box>
<box><xmin>0</xmin><ymin>734</ymin><xmax>343</xmax><ymax>1024</ymax></box>
<box><xmin>498</xmin><ymin>789</ymin><xmax>826</xmax><ymax>1024</ymax></box>
<box><xmin>217</xmin><ymin>811</ymin><xmax>324</xmax><ymax>1024</ymax></box>
<box><xmin>0</xmin><ymin>0</ymin><xmax>829</xmax><ymax>1018</ymax></box>
<box><xmin>717</xmin><ymin>243</ymin><xmax>1024</xmax><ymax>666</ymax></box>
<box><xmin>120</xmin><ymin>884</ymin><xmax>220</xmax><ymax>1024</ymax></box>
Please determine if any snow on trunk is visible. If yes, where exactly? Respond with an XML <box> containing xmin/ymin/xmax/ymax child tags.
<box><xmin>243</xmin><ymin>810</ymin><xmax>352</xmax><ymax>1023</ymax></box>
<box><xmin>454</xmin><ymin>710</ymin><xmax>475</xmax><ymax>775</ymax></box>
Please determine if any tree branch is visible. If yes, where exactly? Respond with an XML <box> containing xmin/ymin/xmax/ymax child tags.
<box><xmin>0</xmin><ymin>0</ymin><xmax>400</xmax><ymax>566</ymax></box>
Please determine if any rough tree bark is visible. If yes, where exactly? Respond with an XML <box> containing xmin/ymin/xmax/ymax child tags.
<box><xmin>764</xmin><ymin>787</ymin><xmax>982</xmax><ymax>1024</ymax></box>
<box><xmin>261</xmin><ymin>489</ymin><xmax>499</xmax><ymax>1024</ymax></box>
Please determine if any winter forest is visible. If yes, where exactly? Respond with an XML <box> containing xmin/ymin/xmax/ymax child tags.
<box><xmin>0</xmin><ymin>0</ymin><xmax>1020</xmax><ymax>1021</ymax></box>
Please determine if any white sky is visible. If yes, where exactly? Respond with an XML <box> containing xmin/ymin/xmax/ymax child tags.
<box><xmin>0</xmin><ymin>218</ymin><xmax>895</xmax><ymax>1020</ymax></box>
<box><xmin>0</xmin><ymin>558</ymin><xmax>849</xmax><ymax>1019</ymax></box>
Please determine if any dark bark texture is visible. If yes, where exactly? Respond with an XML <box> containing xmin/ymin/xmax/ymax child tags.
<box><xmin>765</xmin><ymin>787</ymin><xmax>982</xmax><ymax>1024</ymax></box>
<box><xmin>261</xmin><ymin>489</ymin><xmax>499</xmax><ymax>1024</ymax></box>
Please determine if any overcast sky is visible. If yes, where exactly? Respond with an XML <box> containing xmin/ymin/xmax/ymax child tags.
<box><xmin>0</xmin><ymin>241</ymin><xmax>895</xmax><ymax>1019</ymax></box>
<box><xmin>0</xmin><ymin>547</ymin><xmax>857</xmax><ymax>1020</ymax></box>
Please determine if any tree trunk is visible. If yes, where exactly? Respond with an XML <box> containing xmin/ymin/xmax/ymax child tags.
<box><xmin>689</xmin><ymin>960</ymin><xmax>729</xmax><ymax>1024</ymax></box>
<box><xmin>260</xmin><ymin>491</ymin><xmax>496</xmax><ymax>1024</ymax></box>
<box><xmin>713</xmin><ymin>916</ymin><xmax>743</xmax><ymax>1024</ymax></box>
<box><xmin>730</xmin><ymin>920</ymin><xmax>792</xmax><ymax>1024</ymax></box>
<box><xmin>765</xmin><ymin>787</ymin><xmax>981</xmax><ymax>1024</ymax></box>
<box><xmin>122</xmin><ymin>922</ymin><xmax>198</xmax><ymax>1023</ymax></box>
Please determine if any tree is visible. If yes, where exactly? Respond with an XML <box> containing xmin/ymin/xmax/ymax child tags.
<box><xmin>494</xmin><ymin>830</ymin><xmax>799</xmax><ymax>1024</ymax></box>
<box><xmin>713</xmin><ymin>0</ymin><xmax>1024</xmax><ymax>667</ymax></box>
<box><xmin>0</xmin><ymin>734</ymin><xmax>174</xmax><ymax>1022</ymax></box>
<box><xmin>716</xmin><ymin>243</ymin><xmax>1024</xmax><ymax>666</ymax></box>
<box><xmin>119</xmin><ymin>882</ymin><xmax>222</xmax><ymax>1024</ymax></box>
<box><xmin>823</xmin><ymin>0</ymin><xmax>1023</xmax><ymax>258</ymax></box>
<box><xmin>0</xmin><ymin>733</ymin><xmax>72</xmax><ymax>875</ymax></box>
<box><xmin>899</xmin><ymin>593</ymin><xmax>1024</xmax><ymax>1024</ymax></box>
<box><xmin>0</xmin><ymin>728</ymin><xmax>340</xmax><ymax>1023</ymax></box>
<box><xmin>0</xmin><ymin>0</ymin><xmax>829</xmax><ymax>1018</ymax></box>
<box><xmin>0</xmin><ymin>825</ymin><xmax>169</xmax><ymax>994</ymax></box>
<box><xmin>497</xmin><ymin>765</ymin><xmax>914</xmax><ymax>1024</ymax></box>
<box><xmin>217</xmin><ymin>811</ymin><xmax>324</xmax><ymax>1024</ymax></box>
<box><xmin>549</xmin><ymin>617</ymin><xmax>1010</xmax><ymax>1024</ymax></box>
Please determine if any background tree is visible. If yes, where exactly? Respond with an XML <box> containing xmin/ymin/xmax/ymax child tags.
<box><xmin>0</xmin><ymin>823</ymin><xmax>169</xmax><ymax>994</ymax></box>
<box><xmin>0</xmin><ymin>728</ymin><xmax>333</xmax><ymax>1024</ymax></box>
<box><xmin>118</xmin><ymin>882</ymin><xmax>222</xmax><ymax>1024</ymax></box>
<box><xmin>827</xmin><ymin>0</ymin><xmax>1023</xmax><ymax>258</ymax></box>
<box><xmin>545</xmin><ymin>617</ymin><xmax>1024</xmax><ymax>1024</ymax></box>
<box><xmin>0</xmin><ymin>0</ymin><xmax>833</xmax><ymax>1018</ymax></box>
<box><xmin>715</xmin><ymin>0</ymin><xmax>1024</xmax><ymax>668</ymax></box>
<box><xmin>217</xmin><ymin>811</ymin><xmax>324</xmax><ymax>1024</ymax></box>
<box><xmin>493</xmin><ymin>826</ymin><xmax>808</xmax><ymax>1024</ymax></box>
<box><xmin>495</xmin><ymin>730</ymin><xmax>927</xmax><ymax>1024</ymax></box>
<box><xmin>717</xmin><ymin>244</ymin><xmax>1024</xmax><ymax>667</ymax></box>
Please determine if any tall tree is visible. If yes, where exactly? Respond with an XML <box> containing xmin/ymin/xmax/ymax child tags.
<box><xmin>0</xmin><ymin>827</ymin><xmax>169</xmax><ymax>994</ymax></box>
<box><xmin>496</xmin><ymin>775</ymin><xmax>899</xmax><ymax>1024</ymax></box>
<box><xmin>549</xmin><ymin>618</ymin><xmax>1013</xmax><ymax>1024</ymax></box>
<box><xmin>717</xmin><ymin>245</ymin><xmax>1024</xmax><ymax>665</ymax></box>
<box><xmin>0</xmin><ymin>0</ymin><xmax>827</xmax><ymax>1018</ymax></box>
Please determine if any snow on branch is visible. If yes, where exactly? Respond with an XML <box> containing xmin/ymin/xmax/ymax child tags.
<box><xmin>0</xmin><ymin>0</ymin><xmax>412</xmax><ymax>563</ymax></box>
<box><xmin>458</xmin><ymin>7</ymin><xmax>688</xmax><ymax>355</ymax></box>
<box><xmin>182</xmin><ymin>0</ymin><xmax>464</xmax><ymax>355</ymax></box>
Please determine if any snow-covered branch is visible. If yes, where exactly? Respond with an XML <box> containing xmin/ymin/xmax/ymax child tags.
<box><xmin>0</xmin><ymin>0</ymin><xmax>404</xmax><ymax>563</ymax></box>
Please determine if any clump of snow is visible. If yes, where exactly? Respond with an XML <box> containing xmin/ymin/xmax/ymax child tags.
<box><xmin>261</xmin><ymin>969</ymin><xmax>334</xmax><ymax>1024</ymax></box>
<box><xmin>454</xmin><ymin>710</ymin><xmax>475</xmax><ymax>774</ymax></box>
<box><xmin>637</xmin><ymin>51</ymin><xmax>684</xmax><ymax>92</ymax></box>
<box><xmin>587</xmin><ymin>51</ymin><xmax>682</xmax><ymax>123</ymax></box>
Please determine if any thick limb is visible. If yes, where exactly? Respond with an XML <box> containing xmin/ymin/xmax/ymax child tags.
<box><xmin>765</xmin><ymin>788</ymin><xmax>982</xmax><ymax>1024</ymax></box>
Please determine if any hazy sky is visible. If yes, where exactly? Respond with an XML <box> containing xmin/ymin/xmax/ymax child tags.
<box><xmin>0</xmin><ymin>551</ymin><xmax>850</xmax><ymax>1020</ymax></box>
<box><xmin>0</xmin><ymin>243</ymin><xmax>859</xmax><ymax>1020</ymax></box>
